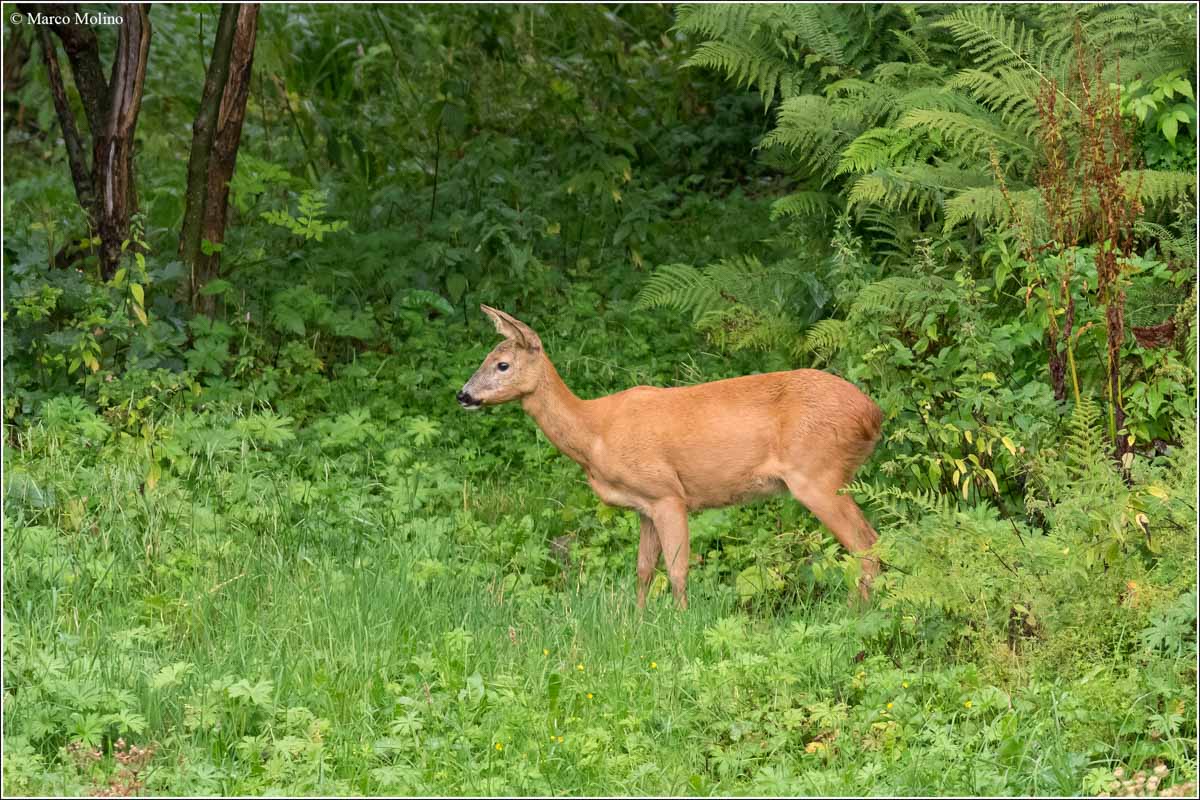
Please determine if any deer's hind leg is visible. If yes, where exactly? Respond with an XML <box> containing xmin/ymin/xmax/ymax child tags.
<box><xmin>783</xmin><ymin>472</ymin><xmax>880</xmax><ymax>601</ymax></box>
<box><xmin>650</xmin><ymin>499</ymin><xmax>691</xmax><ymax>610</ymax></box>
<box><xmin>636</xmin><ymin>513</ymin><xmax>662</xmax><ymax>609</ymax></box>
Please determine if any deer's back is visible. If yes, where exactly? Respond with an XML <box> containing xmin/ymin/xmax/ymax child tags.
<box><xmin>584</xmin><ymin>369</ymin><xmax>881</xmax><ymax>510</ymax></box>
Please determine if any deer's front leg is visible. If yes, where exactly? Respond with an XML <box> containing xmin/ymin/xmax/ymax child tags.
<box><xmin>651</xmin><ymin>499</ymin><xmax>691</xmax><ymax>610</ymax></box>
<box><xmin>636</xmin><ymin>513</ymin><xmax>662</xmax><ymax>609</ymax></box>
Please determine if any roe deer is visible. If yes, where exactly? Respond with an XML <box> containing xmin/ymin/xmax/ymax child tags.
<box><xmin>457</xmin><ymin>305</ymin><xmax>883</xmax><ymax>609</ymax></box>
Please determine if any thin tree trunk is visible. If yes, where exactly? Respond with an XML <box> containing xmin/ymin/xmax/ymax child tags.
<box><xmin>44</xmin><ymin>5</ymin><xmax>111</xmax><ymax>134</ymax></box>
<box><xmin>93</xmin><ymin>4</ymin><xmax>151</xmax><ymax>279</ymax></box>
<box><xmin>24</xmin><ymin>3</ymin><xmax>149</xmax><ymax>275</ymax></box>
<box><xmin>197</xmin><ymin>4</ymin><xmax>259</xmax><ymax>316</ymax></box>
<box><xmin>179</xmin><ymin>3</ymin><xmax>259</xmax><ymax>316</ymax></box>
<box><xmin>34</xmin><ymin>25</ymin><xmax>95</xmax><ymax>213</ymax></box>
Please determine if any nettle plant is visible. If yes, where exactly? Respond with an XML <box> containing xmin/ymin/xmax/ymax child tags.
<box><xmin>1118</xmin><ymin>71</ymin><xmax>1198</xmax><ymax>173</ymax></box>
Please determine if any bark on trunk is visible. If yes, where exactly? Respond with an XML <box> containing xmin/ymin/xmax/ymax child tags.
<box><xmin>179</xmin><ymin>3</ymin><xmax>259</xmax><ymax>316</ymax></box>
<box><xmin>45</xmin><ymin>6</ymin><xmax>111</xmax><ymax>134</ymax></box>
<box><xmin>25</xmin><ymin>2</ymin><xmax>150</xmax><ymax>277</ymax></box>
<box><xmin>93</xmin><ymin>4</ymin><xmax>151</xmax><ymax>278</ymax></box>
<box><xmin>35</xmin><ymin>25</ymin><xmax>95</xmax><ymax>212</ymax></box>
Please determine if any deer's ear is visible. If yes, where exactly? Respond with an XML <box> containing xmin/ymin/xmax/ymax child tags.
<box><xmin>480</xmin><ymin>305</ymin><xmax>542</xmax><ymax>351</ymax></box>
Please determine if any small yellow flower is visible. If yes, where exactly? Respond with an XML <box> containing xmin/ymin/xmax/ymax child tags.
<box><xmin>886</xmin><ymin>702</ymin><xmax>893</xmax><ymax>710</ymax></box>
<box><xmin>804</xmin><ymin>741</ymin><xmax>826</xmax><ymax>754</ymax></box>
<box><xmin>963</xmin><ymin>700</ymin><xmax>973</xmax><ymax>709</ymax></box>
<box><xmin>495</xmin><ymin>742</ymin><xmax>504</xmax><ymax>751</ymax></box>
<box><xmin>586</xmin><ymin>692</ymin><xmax>594</xmax><ymax>700</ymax></box>
<box><xmin>650</xmin><ymin>661</ymin><xmax>657</xmax><ymax>670</ymax></box>
<box><xmin>543</xmin><ymin>648</ymin><xmax>549</xmax><ymax>656</ymax></box>
<box><xmin>557</xmin><ymin>736</ymin><xmax>564</xmax><ymax>743</ymax></box>
<box><xmin>856</xmin><ymin>671</ymin><xmax>866</xmax><ymax>680</ymax></box>
<box><xmin>901</xmin><ymin>682</ymin><xmax>909</xmax><ymax>689</ymax></box>
<box><xmin>1062</xmin><ymin>547</ymin><xmax>1069</xmax><ymax>555</ymax></box>
<box><xmin>576</xmin><ymin>663</ymin><xmax>584</xmax><ymax>672</ymax></box>
<box><xmin>549</xmin><ymin>735</ymin><xmax>555</xmax><ymax>741</ymax></box>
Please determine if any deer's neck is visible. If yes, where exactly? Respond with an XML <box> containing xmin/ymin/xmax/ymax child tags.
<box><xmin>522</xmin><ymin>356</ymin><xmax>595</xmax><ymax>467</ymax></box>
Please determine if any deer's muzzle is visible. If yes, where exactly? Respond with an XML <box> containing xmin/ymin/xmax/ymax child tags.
<box><xmin>456</xmin><ymin>389</ymin><xmax>481</xmax><ymax>410</ymax></box>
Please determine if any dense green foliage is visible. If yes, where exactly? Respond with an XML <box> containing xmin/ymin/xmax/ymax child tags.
<box><xmin>3</xmin><ymin>4</ymin><xmax>1197</xmax><ymax>796</ymax></box>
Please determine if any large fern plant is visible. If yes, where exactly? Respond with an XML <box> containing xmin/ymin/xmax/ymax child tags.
<box><xmin>676</xmin><ymin>3</ymin><xmax>1196</xmax><ymax>257</ymax></box>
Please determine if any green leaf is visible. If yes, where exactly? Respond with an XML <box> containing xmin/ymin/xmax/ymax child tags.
<box><xmin>445</xmin><ymin>272</ymin><xmax>468</xmax><ymax>304</ymax></box>
<box><xmin>547</xmin><ymin>671</ymin><xmax>561</xmax><ymax>714</ymax></box>
<box><xmin>201</xmin><ymin>279</ymin><xmax>233</xmax><ymax>296</ymax></box>
<box><xmin>1161</xmin><ymin>115</ymin><xmax>1178</xmax><ymax>144</ymax></box>
<box><xmin>152</xmin><ymin>662</ymin><xmax>194</xmax><ymax>690</ymax></box>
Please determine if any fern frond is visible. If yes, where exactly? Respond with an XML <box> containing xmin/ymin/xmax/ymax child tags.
<box><xmin>858</xmin><ymin>207</ymin><xmax>919</xmax><ymax>264</ymax></box>
<box><xmin>847</xmin><ymin>164</ymin><xmax>988</xmax><ymax>217</ymax></box>
<box><xmin>898</xmin><ymin>108</ymin><xmax>1035</xmax><ymax>159</ymax></box>
<box><xmin>673</xmin><ymin>3</ymin><xmax>758</xmax><ymax>41</ymax></box>
<box><xmin>943</xmin><ymin>186</ymin><xmax>1041</xmax><ymax>231</ymax></box>
<box><xmin>636</xmin><ymin>256</ymin><xmax>774</xmax><ymax>323</ymax></box>
<box><xmin>635</xmin><ymin>263</ymin><xmax>723</xmax><ymax>323</ymax></box>
<box><xmin>760</xmin><ymin>95</ymin><xmax>857</xmax><ymax>179</ymax></box>
<box><xmin>845</xmin><ymin>480</ymin><xmax>955</xmax><ymax>525</ymax></box>
<box><xmin>935</xmin><ymin>7</ymin><xmax>1078</xmax><ymax>114</ymax></box>
<box><xmin>1136</xmin><ymin>217</ymin><xmax>1198</xmax><ymax>267</ymax></box>
<box><xmin>890</xmin><ymin>28</ymin><xmax>929</xmax><ymax>64</ymax></box>
<box><xmin>1064</xmin><ymin>396</ymin><xmax>1108</xmax><ymax>479</ymax></box>
<box><xmin>1123</xmin><ymin>171</ymin><xmax>1196</xmax><ymax>209</ymax></box>
<box><xmin>835</xmin><ymin>128</ymin><xmax>922</xmax><ymax>176</ymax></box>
<box><xmin>947</xmin><ymin>68</ymin><xmax>1040</xmax><ymax>135</ymax></box>
<box><xmin>800</xmin><ymin>318</ymin><xmax>850</xmax><ymax>363</ymax></box>
<box><xmin>770</xmin><ymin>191</ymin><xmax>839</xmax><ymax>221</ymax></box>
<box><xmin>768</xmin><ymin>4</ymin><xmax>847</xmax><ymax>67</ymax></box>
<box><xmin>850</xmin><ymin>276</ymin><xmax>928</xmax><ymax>320</ymax></box>
<box><xmin>686</xmin><ymin>40</ymin><xmax>799</xmax><ymax>107</ymax></box>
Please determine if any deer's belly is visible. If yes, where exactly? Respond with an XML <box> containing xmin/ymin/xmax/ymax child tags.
<box><xmin>683</xmin><ymin>474</ymin><xmax>786</xmax><ymax>510</ymax></box>
<box><xmin>585</xmin><ymin>466</ymin><xmax>783</xmax><ymax>514</ymax></box>
<box><xmin>586</xmin><ymin>474</ymin><xmax>647</xmax><ymax>512</ymax></box>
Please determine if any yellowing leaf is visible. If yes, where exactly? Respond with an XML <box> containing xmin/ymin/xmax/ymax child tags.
<box><xmin>131</xmin><ymin>282</ymin><xmax>145</xmax><ymax>306</ymax></box>
<box><xmin>1146</xmin><ymin>485</ymin><xmax>1169</xmax><ymax>500</ymax></box>
<box><xmin>133</xmin><ymin>304</ymin><xmax>148</xmax><ymax>326</ymax></box>
<box><xmin>964</xmin><ymin>429</ymin><xmax>973</xmax><ymax>444</ymax></box>
<box><xmin>1001</xmin><ymin>436</ymin><xmax>1017</xmax><ymax>456</ymax></box>
<box><xmin>984</xmin><ymin>468</ymin><xmax>999</xmax><ymax>493</ymax></box>
<box><xmin>146</xmin><ymin>461</ymin><xmax>162</xmax><ymax>492</ymax></box>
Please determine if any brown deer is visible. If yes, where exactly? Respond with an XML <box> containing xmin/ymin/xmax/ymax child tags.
<box><xmin>457</xmin><ymin>305</ymin><xmax>883</xmax><ymax>609</ymax></box>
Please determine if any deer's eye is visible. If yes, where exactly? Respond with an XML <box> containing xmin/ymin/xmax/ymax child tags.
<box><xmin>497</xmin><ymin>362</ymin><xmax>510</xmax><ymax>372</ymax></box>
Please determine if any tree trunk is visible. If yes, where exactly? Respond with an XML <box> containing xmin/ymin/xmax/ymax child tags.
<box><xmin>180</xmin><ymin>3</ymin><xmax>260</xmax><ymax>316</ymax></box>
<box><xmin>44</xmin><ymin>5</ymin><xmax>111</xmax><ymax>134</ymax></box>
<box><xmin>34</xmin><ymin>24</ymin><xmax>95</xmax><ymax>213</ymax></box>
<box><xmin>93</xmin><ymin>4</ymin><xmax>151</xmax><ymax>278</ymax></box>
<box><xmin>25</xmin><ymin>2</ymin><xmax>150</xmax><ymax>278</ymax></box>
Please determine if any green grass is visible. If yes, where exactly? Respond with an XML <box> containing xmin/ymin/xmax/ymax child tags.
<box><xmin>3</xmin><ymin>340</ymin><xmax>1197</xmax><ymax>796</ymax></box>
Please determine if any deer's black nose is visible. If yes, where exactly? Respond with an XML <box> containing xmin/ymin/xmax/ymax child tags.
<box><xmin>457</xmin><ymin>390</ymin><xmax>478</xmax><ymax>407</ymax></box>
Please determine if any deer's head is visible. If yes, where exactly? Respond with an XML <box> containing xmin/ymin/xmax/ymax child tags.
<box><xmin>457</xmin><ymin>305</ymin><xmax>545</xmax><ymax>410</ymax></box>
